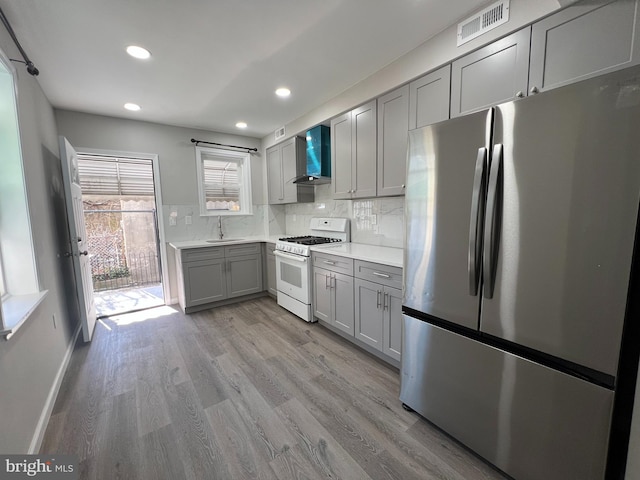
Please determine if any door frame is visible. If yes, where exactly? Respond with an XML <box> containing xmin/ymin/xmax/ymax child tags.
<box><xmin>76</xmin><ymin>147</ymin><xmax>170</xmax><ymax>306</ymax></box>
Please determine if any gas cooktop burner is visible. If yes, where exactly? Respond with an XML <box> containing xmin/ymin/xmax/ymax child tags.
<box><xmin>278</xmin><ymin>236</ymin><xmax>343</xmax><ymax>246</ymax></box>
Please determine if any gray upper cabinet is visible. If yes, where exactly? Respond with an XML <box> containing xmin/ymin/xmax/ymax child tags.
<box><xmin>331</xmin><ymin>101</ymin><xmax>377</xmax><ymax>199</ymax></box>
<box><xmin>266</xmin><ymin>145</ymin><xmax>282</xmax><ymax>204</ymax></box>
<box><xmin>529</xmin><ymin>0</ymin><xmax>640</xmax><ymax>94</ymax></box>
<box><xmin>409</xmin><ymin>65</ymin><xmax>451</xmax><ymax>130</ymax></box>
<box><xmin>331</xmin><ymin>112</ymin><xmax>352</xmax><ymax>199</ymax></box>
<box><xmin>266</xmin><ymin>137</ymin><xmax>313</xmax><ymax>205</ymax></box>
<box><xmin>377</xmin><ymin>85</ymin><xmax>409</xmax><ymax>197</ymax></box>
<box><xmin>451</xmin><ymin>27</ymin><xmax>531</xmax><ymax>117</ymax></box>
<box><xmin>352</xmin><ymin>101</ymin><xmax>377</xmax><ymax>198</ymax></box>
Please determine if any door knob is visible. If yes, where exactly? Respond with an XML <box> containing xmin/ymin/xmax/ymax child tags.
<box><xmin>515</xmin><ymin>91</ymin><xmax>524</xmax><ymax>98</ymax></box>
<box><xmin>529</xmin><ymin>86</ymin><xmax>539</xmax><ymax>95</ymax></box>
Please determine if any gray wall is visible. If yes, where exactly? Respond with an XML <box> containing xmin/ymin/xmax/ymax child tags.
<box><xmin>0</xmin><ymin>31</ymin><xmax>79</xmax><ymax>452</ymax></box>
<box><xmin>54</xmin><ymin>111</ymin><xmax>264</xmax><ymax>301</ymax></box>
<box><xmin>55</xmin><ymin>110</ymin><xmax>263</xmax><ymax>205</ymax></box>
<box><xmin>261</xmin><ymin>0</ymin><xmax>569</xmax><ymax>148</ymax></box>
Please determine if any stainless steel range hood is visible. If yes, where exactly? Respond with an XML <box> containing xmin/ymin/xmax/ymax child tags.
<box><xmin>293</xmin><ymin>125</ymin><xmax>331</xmax><ymax>185</ymax></box>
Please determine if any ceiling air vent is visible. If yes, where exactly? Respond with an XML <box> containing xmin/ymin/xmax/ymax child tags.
<box><xmin>275</xmin><ymin>126</ymin><xmax>286</xmax><ymax>141</ymax></box>
<box><xmin>457</xmin><ymin>0</ymin><xmax>510</xmax><ymax>47</ymax></box>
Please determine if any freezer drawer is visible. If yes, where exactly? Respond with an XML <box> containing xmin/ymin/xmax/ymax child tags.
<box><xmin>400</xmin><ymin>314</ymin><xmax>613</xmax><ymax>480</ymax></box>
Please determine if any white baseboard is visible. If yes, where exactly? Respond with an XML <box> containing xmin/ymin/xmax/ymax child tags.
<box><xmin>28</xmin><ymin>323</ymin><xmax>81</xmax><ymax>453</ymax></box>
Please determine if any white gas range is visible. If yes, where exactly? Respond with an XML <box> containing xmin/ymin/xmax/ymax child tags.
<box><xmin>274</xmin><ymin>218</ymin><xmax>350</xmax><ymax>322</ymax></box>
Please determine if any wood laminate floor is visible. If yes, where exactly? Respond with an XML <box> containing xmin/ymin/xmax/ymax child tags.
<box><xmin>41</xmin><ymin>297</ymin><xmax>508</xmax><ymax>480</ymax></box>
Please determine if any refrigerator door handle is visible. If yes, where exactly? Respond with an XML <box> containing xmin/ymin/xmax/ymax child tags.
<box><xmin>483</xmin><ymin>143</ymin><xmax>503</xmax><ymax>299</ymax></box>
<box><xmin>468</xmin><ymin>147</ymin><xmax>488</xmax><ymax>296</ymax></box>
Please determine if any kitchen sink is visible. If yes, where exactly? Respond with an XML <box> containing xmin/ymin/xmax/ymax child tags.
<box><xmin>206</xmin><ymin>238</ymin><xmax>244</xmax><ymax>243</ymax></box>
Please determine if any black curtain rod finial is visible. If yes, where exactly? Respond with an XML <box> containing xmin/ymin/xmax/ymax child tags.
<box><xmin>0</xmin><ymin>6</ymin><xmax>39</xmax><ymax>76</ymax></box>
<box><xmin>26</xmin><ymin>61</ymin><xmax>39</xmax><ymax>76</ymax></box>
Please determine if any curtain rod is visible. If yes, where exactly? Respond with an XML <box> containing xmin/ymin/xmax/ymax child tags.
<box><xmin>0</xmin><ymin>6</ymin><xmax>39</xmax><ymax>76</ymax></box>
<box><xmin>191</xmin><ymin>138</ymin><xmax>258</xmax><ymax>153</ymax></box>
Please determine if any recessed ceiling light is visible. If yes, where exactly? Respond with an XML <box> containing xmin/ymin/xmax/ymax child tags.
<box><xmin>235</xmin><ymin>122</ymin><xmax>248</xmax><ymax>129</ymax></box>
<box><xmin>275</xmin><ymin>87</ymin><xmax>291</xmax><ymax>98</ymax></box>
<box><xmin>124</xmin><ymin>103</ymin><xmax>141</xmax><ymax>111</ymax></box>
<box><xmin>126</xmin><ymin>45</ymin><xmax>151</xmax><ymax>60</ymax></box>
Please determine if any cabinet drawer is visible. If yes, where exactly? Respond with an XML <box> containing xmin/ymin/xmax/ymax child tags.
<box><xmin>355</xmin><ymin>260</ymin><xmax>402</xmax><ymax>289</ymax></box>
<box><xmin>181</xmin><ymin>246</ymin><xmax>224</xmax><ymax>263</ymax></box>
<box><xmin>224</xmin><ymin>243</ymin><xmax>261</xmax><ymax>257</ymax></box>
<box><xmin>312</xmin><ymin>252</ymin><xmax>354</xmax><ymax>276</ymax></box>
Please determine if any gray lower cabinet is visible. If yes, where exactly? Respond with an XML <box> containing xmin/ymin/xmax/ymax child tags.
<box><xmin>354</xmin><ymin>260</ymin><xmax>403</xmax><ymax>362</ymax></box>
<box><xmin>184</xmin><ymin>258</ymin><xmax>227</xmax><ymax>306</ymax></box>
<box><xmin>176</xmin><ymin>243</ymin><xmax>263</xmax><ymax>312</ymax></box>
<box><xmin>451</xmin><ymin>27</ymin><xmax>531</xmax><ymax>117</ymax></box>
<box><xmin>355</xmin><ymin>278</ymin><xmax>383</xmax><ymax>350</ymax></box>
<box><xmin>383</xmin><ymin>286</ymin><xmax>402</xmax><ymax>361</ymax></box>
<box><xmin>354</xmin><ymin>279</ymin><xmax>402</xmax><ymax>361</ymax></box>
<box><xmin>313</xmin><ymin>267</ymin><xmax>332</xmax><ymax>323</ymax></box>
<box><xmin>226</xmin><ymin>254</ymin><xmax>262</xmax><ymax>298</ymax></box>
<box><xmin>529</xmin><ymin>0</ymin><xmax>640</xmax><ymax>94</ymax></box>
<box><xmin>312</xmin><ymin>265</ymin><xmax>354</xmax><ymax>335</ymax></box>
<box><xmin>265</xmin><ymin>243</ymin><xmax>277</xmax><ymax>297</ymax></box>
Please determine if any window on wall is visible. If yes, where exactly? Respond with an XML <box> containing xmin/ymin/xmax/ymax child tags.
<box><xmin>195</xmin><ymin>146</ymin><xmax>252</xmax><ymax>215</ymax></box>
<box><xmin>0</xmin><ymin>48</ymin><xmax>46</xmax><ymax>338</ymax></box>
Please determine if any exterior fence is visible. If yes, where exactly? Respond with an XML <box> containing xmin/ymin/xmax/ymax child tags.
<box><xmin>84</xmin><ymin>209</ymin><xmax>161</xmax><ymax>292</ymax></box>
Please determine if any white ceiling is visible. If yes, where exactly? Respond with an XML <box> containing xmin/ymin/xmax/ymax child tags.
<box><xmin>0</xmin><ymin>0</ymin><xmax>489</xmax><ymax>138</ymax></box>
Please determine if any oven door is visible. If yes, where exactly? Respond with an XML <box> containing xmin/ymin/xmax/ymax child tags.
<box><xmin>274</xmin><ymin>250</ymin><xmax>311</xmax><ymax>304</ymax></box>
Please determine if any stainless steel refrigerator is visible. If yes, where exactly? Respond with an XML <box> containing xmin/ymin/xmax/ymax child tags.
<box><xmin>401</xmin><ymin>65</ymin><xmax>640</xmax><ymax>480</ymax></box>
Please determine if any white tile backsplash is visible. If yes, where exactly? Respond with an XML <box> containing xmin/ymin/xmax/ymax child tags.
<box><xmin>162</xmin><ymin>204</ymin><xmax>269</xmax><ymax>242</ymax></box>
<box><xmin>161</xmin><ymin>186</ymin><xmax>404</xmax><ymax>248</ymax></box>
<box><xmin>285</xmin><ymin>184</ymin><xmax>404</xmax><ymax>248</ymax></box>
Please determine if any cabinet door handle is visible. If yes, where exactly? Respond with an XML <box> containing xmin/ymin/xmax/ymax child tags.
<box><xmin>323</xmin><ymin>260</ymin><xmax>336</xmax><ymax>265</ymax></box>
<box><xmin>325</xmin><ymin>274</ymin><xmax>330</xmax><ymax>289</ymax></box>
<box><xmin>516</xmin><ymin>91</ymin><xmax>524</xmax><ymax>98</ymax></box>
<box><xmin>383</xmin><ymin>292</ymin><xmax>389</xmax><ymax>310</ymax></box>
<box><xmin>529</xmin><ymin>86</ymin><xmax>539</xmax><ymax>95</ymax></box>
<box><xmin>330</xmin><ymin>275</ymin><xmax>335</xmax><ymax>289</ymax></box>
<box><xmin>376</xmin><ymin>290</ymin><xmax>381</xmax><ymax>308</ymax></box>
<box><xmin>372</xmin><ymin>272</ymin><xmax>391</xmax><ymax>278</ymax></box>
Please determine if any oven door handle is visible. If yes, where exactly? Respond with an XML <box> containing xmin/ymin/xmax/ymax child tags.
<box><xmin>274</xmin><ymin>250</ymin><xmax>308</xmax><ymax>263</ymax></box>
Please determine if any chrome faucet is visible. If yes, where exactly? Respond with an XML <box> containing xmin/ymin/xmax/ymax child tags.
<box><xmin>218</xmin><ymin>215</ymin><xmax>224</xmax><ymax>240</ymax></box>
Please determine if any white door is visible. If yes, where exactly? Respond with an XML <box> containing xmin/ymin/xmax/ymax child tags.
<box><xmin>59</xmin><ymin>137</ymin><xmax>97</xmax><ymax>342</ymax></box>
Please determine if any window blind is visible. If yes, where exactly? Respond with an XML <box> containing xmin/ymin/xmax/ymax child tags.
<box><xmin>77</xmin><ymin>155</ymin><xmax>154</xmax><ymax>196</ymax></box>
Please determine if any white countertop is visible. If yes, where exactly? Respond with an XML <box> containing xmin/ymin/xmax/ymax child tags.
<box><xmin>170</xmin><ymin>238</ymin><xmax>404</xmax><ymax>269</ymax></box>
<box><xmin>310</xmin><ymin>242</ymin><xmax>404</xmax><ymax>268</ymax></box>
<box><xmin>169</xmin><ymin>235</ymin><xmax>281</xmax><ymax>250</ymax></box>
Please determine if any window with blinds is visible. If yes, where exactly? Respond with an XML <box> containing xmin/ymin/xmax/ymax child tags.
<box><xmin>195</xmin><ymin>147</ymin><xmax>252</xmax><ymax>215</ymax></box>
<box><xmin>76</xmin><ymin>155</ymin><xmax>154</xmax><ymax>196</ymax></box>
